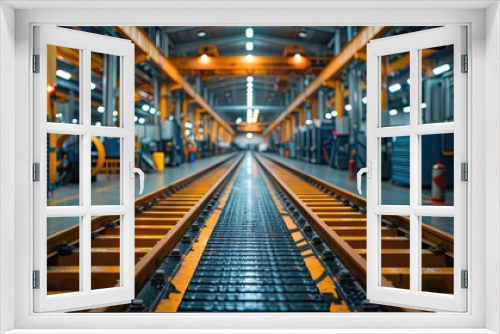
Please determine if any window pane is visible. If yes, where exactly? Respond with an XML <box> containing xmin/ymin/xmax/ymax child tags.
<box><xmin>420</xmin><ymin>216</ymin><xmax>454</xmax><ymax>294</ymax></box>
<box><xmin>421</xmin><ymin>45</ymin><xmax>454</xmax><ymax>124</ymax></box>
<box><xmin>91</xmin><ymin>137</ymin><xmax>121</xmax><ymax>206</ymax></box>
<box><xmin>380</xmin><ymin>215</ymin><xmax>410</xmax><ymax>290</ymax></box>
<box><xmin>381</xmin><ymin>52</ymin><xmax>410</xmax><ymax>127</ymax></box>
<box><xmin>421</xmin><ymin>134</ymin><xmax>454</xmax><ymax>206</ymax></box>
<box><xmin>91</xmin><ymin>52</ymin><xmax>122</xmax><ymax>127</ymax></box>
<box><xmin>47</xmin><ymin>45</ymin><xmax>81</xmax><ymax>124</ymax></box>
<box><xmin>47</xmin><ymin>217</ymin><xmax>81</xmax><ymax>295</ymax></box>
<box><xmin>47</xmin><ymin>134</ymin><xmax>80</xmax><ymax>206</ymax></box>
<box><xmin>381</xmin><ymin>136</ymin><xmax>410</xmax><ymax>205</ymax></box>
<box><xmin>91</xmin><ymin>215</ymin><xmax>122</xmax><ymax>290</ymax></box>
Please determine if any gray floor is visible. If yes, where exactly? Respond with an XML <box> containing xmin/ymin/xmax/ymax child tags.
<box><xmin>264</xmin><ymin>153</ymin><xmax>454</xmax><ymax>235</ymax></box>
<box><xmin>47</xmin><ymin>153</ymin><xmax>235</xmax><ymax>236</ymax></box>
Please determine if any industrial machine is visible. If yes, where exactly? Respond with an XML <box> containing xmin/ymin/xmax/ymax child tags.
<box><xmin>161</xmin><ymin>118</ymin><xmax>184</xmax><ymax>167</ymax></box>
<box><xmin>308</xmin><ymin>119</ymin><xmax>335</xmax><ymax>165</ymax></box>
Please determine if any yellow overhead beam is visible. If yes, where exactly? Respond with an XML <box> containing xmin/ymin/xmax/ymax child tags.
<box><xmin>115</xmin><ymin>26</ymin><xmax>235</xmax><ymax>136</ymax></box>
<box><xmin>264</xmin><ymin>26</ymin><xmax>389</xmax><ymax>135</ymax></box>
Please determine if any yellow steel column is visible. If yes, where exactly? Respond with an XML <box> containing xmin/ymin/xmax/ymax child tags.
<box><xmin>47</xmin><ymin>45</ymin><xmax>57</xmax><ymax>185</ymax></box>
<box><xmin>193</xmin><ymin>107</ymin><xmax>202</xmax><ymax>140</ymax></box>
<box><xmin>311</xmin><ymin>98</ymin><xmax>318</xmax><ymax>120</ymax></box>
<box><xmin>335</xmin><ymin>81</ymin><xmax>344</xmax><ymax>118</ymax></box>
<box><xmin>160</xmin><ymin>82</ymin><xmax>168</xmax><ymax>121</ymax></box>
<box><xmin>297</xmin><ymin>106</ymin><xmax>306</xmax><ymax>125</ymax></box>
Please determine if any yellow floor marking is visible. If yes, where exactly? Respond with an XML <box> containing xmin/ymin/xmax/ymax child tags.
<box><xmin>262</xmin><ymin>168</ymin><xmax>352</xmax><ymax>312</ymax></box>
<box><xmin>49</xmin><ymin>183</ymin><xmax>118</xmax><ymax>205</ymax></box>
<box><xmin>154</xmin><ymin>172</ymin><xmax>238</xmax><ymax>312</ymax></box>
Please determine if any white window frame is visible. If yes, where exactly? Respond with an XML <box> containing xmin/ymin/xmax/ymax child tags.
<box><xmin>365</xmin><ymin>26</ymin><xmax>467</xmax><ymax>312</ymax></box>
<box><xmin>0</xmin><ymin>1</ymin><xmax>498</xmax><ymax>333</ymax></box>
<box><xmin>33</xmin><ymin>26</ymin><xmax>136</xmax><ymax>312</ymax></box>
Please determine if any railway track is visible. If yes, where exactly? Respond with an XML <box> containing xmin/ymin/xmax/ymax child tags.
<box><xmin>256</xmin><ymin>153</ymin><xmax>454</xmax><ymax>296</ymax></box>
<box><xmin>46</xmin><ymin>153</ymin><xmax>243</xmax><ymax>309</ymax></box>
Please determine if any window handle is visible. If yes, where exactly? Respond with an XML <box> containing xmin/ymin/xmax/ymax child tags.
<box><xmin>357</xmin><ymin>162</ymin><xmax>371</xmax><ymax>195</ymax></box>
<box><xmin>129</xmin><ymin>162</ymin><xmax>145</xmax><ymax>195</ymax></box>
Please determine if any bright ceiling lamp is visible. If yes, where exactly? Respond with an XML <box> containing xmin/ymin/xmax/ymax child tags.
<box><xmin>247</xmin><ymin>82</ymin><xmax>254</xmax><ymax>88</ymax></box>
<box><xmin>56</xmin><ymin>69</ymin><xmax>72</xmax><ymax>80</ymax></box>
<box><xmin>389</xmin><ymin>109</ymin><xmax>398</xmax><ymax>116</ymax></box>
<box><xmin>246</xmin><ymin>132</ymin><xmax>253</xmax><ymax>139</ymax></box>
<box><xmin>293</xmin><ymin>53</ymin><xmax>303</xmax><ymax>63</ymax></box>
<box><xmin>345</xmin><ymin>104</ymin><xmax>352</xmax><ymax>111</ymax></box>
<box><xmin>403</xmin><ymin>106</ymin><xmax>411</xmax><ymax>113</ymax></box>
<box><xmin>305</xmin><ymin>119</ymin><xmax>313</xmax><ymax>125</ymax></box>
<box><xmin>245</xmin><ymin>27</ymin><xmax>254</xmax><ymax>38</ymax></box>
<box><xmin>141</xmin><ymin>104</ymin><xmax>150</xmax><ymax>112</ymax></box>
<box><xmin>97</xmin><ymin>106</ymin><xmax>105</xmax><ymax>113</ymax></box>
<box><xmin>331</xmin><ymin>110</ymin><xmax>338</xmax><ymax>117</ymax></box>
<box><xmin>246</xmin><ymin>76</ymin><xmax>254</xmax><ymax>83</ymax></box>
<box><xmin>200</xmin><ymin>53</ymin><xmax>209</xmax><ymax>63</ymax></box>
<box><xmin>138</xmin><ymin>117</ymin><xmax>145</xmax><ymax>124</ymax></box>
<box><xmin>422</xmin><ymin>102</ymin><xmax>427</xmax><ymax>109</ymax></box>
<box><xmin>149</xmin><ymin>107</ymin><xmax>156</xmax><ymax>115</ymax></box>
<box><xmin>95</xmin><ymin>121</ymin><xmax>102</xmax><ymax>127</ymax></box>
<box><xmin>325</xmin><ymin>113</ymin><xmax>332</xmax><ymax>120</ymax></box>
<box><xmin>245</xmin><ymin>41</ymin><xmax>254</xmax><ymax>51</ymax></box>
<box><xmin>298</xmin><ymin>29</ymin><xmax>308</xmax><ymax>39</ymax></box>
<box><xmin>388</xmin><ymin>83</ymin><xmax>402</xmax><ymax>93</ymax></box>
<box><xmin>91</xmin><ymin>82</ymin><xmax>96</xmax><ymax>90</ymax></box>
<box><xmin>197</xmin><ymin>30</ymin><xmax>206</xmax><ymax>38</ymax></box>
<box><xmin>433</xmin><ymin>64</ymin><xmax>451</xmax><ymax>75</ymax></box>
<box><xmin>245</xmin><ymin>54</ymin><xmax>254</xmax><ymax>61</ymax></box>
<box><xmin>236</xmin><ymin>117</ymin><xmax>242</xmax><ymax>125</ymax></box>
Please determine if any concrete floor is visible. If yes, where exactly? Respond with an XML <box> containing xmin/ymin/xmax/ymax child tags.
<box><xmin>47</xmin><ymin>153</ymin><xmax>235</xmax><ymax>236</ymax></box>
<box><xmin>264</xmin><ymin>153</ymin><xmax>454</xmax><ymax>235</ymax></box>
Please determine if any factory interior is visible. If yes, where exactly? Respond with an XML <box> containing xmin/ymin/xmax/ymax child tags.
<box><xmin>44</xmin><ymin>26</ymin><xmax>457</xmax><ymax>313</ymax></box>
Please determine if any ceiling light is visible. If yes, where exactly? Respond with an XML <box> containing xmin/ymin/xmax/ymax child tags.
<box><xmin>236</xmin><ymin>117</ymin><xmax>242</xmax><ymax>125</ymax></box>
<box><xmin>95</xmin><ymin>121</ymin><xmax>102</xmax><ymax>126</ymax></box>
<box><xmin>254</xmin><ymin>109</ymin><xmax>260</xmax><ymax>114</ymax></box>
<box><xmin>345</xmin><ymin>104</ymin><xmax>352</xmax><ymax>111</ymax></box>
<box><xmin>406</xmin><ymin>78</ymin><xmax>410</xmax><ymax>85</ymax></box>
<box><xmin>197</xmin><ymin>30</ymin><xmax>206</xmax><ymax>38</ymax></box>
<box><xmin>185</xmin><ymin>122</ymin><xmax>193</xmax><ymax>128</ymax></box>
<box><xmin>71</xmin><ymin>118</ymin><xmax>78</xmax><ymax>124</ymax></box>
<box><xmin>245</xmin><ymin>27</ymin><xmax>254</xmax><ymax>38</ymax></box>
<box><xmin>200</xmin><ymin>53</ymin><xmax>209</xmax><ymax>63</ymax></box>
<box><xmin>331</xmin><ymin>110</ymin><xmax>338</xmax><ymax>117</ymax></box>
<box><xmin>142</xmin><ymin>104</ymin><xmax>150</xmax><ymax>112</ymax></box>
<box><xmin>293</xmin><ymin>53</ymin><xmax>303</xmax><ymax>63</ymax></box>
<box><xmin>389</xmin><ymin>109</ymin><xmax>398</xmax><ymax>116</ymax></box>
<box><xmin>149</xmin><ymin>107</ymin><xmax>156</xmax><ymax>115</ymax></box>
<box><xmin>97</xmin><ymin>106</ymin><xmax>105</xmax><ymax>113</ymax></box>
<box><xmin>246</xmin><ymin>132</ymin><xmax>253</xmax><ymax>139</ymax></box>
<box><xmin>422</xmin><ymin>102</ymin><xmax>427</xmax><ymax>109</ymax></box>
<box><xmin>245</xmin><ymin>41</ymin><xmax>254</xmax><ymax>51</ymax></box>
<box><xmin>247</xmin><ymin>82</ymin><xmax>254</xmax><ymax>88</ymax></box>
<box><xmin>138</xmin><ymin>117</ymin><xmax>145</xmax><ymax>124</ymax></box>
<box><xmin>112</xmin><ymin>110</ymin><xmax>118</xmax><ymax>116</ymax></box>
<box><xmin>388</xmin><ymin>83</ymin><xmax>402</xmax><ymax>93</ymax></box>
<box><xmin>56</xmin><ymin>69</ymin><xmax>72</xmax><ymax>80</ymax></box>
<box><xmin>245</xmin><ymin>54</ymin><xmax>254</xmax><ymax>61</ymax></box>
<box><xmin>403</xmin><ymin>106</ymin><xmax>411</xmax><ymax>113</ymax></box>
<box><xmin>362</xmin><ymin>96</ymin><xmax>367</xmax><ymax>104</ymax></box>
<box><xmin>134</xmin><ymin>116</ymin><xmax>138</xmax><ymax>122</ymax></box>
<box><xmin>91</xmin><ymin>82</ymin><xmax>96</xmax><ymax>90</ymax></box>
<box><xmin>325</xmin><ymin>113</ymin><xmax>332</xmax><ymax>120</ymax></box>
<box><xmin>246</xmin><ymin>76</ymin><xmax>254</xmax><ymax>83</ymax></box>
<box><xmin>433</xmin><ymin>64</ymin><xmax>451</xmax><ymax>75</ymax></box>
<box><xmin>298</xmin><ymin>29</ymin><xmax>308</xmax><ymax>38</ymax></box>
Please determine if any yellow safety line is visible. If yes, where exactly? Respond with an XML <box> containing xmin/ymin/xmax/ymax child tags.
<box><xmin>263</xmin><ymin>172</ymin><xmax>351</xmax><ymax>312</ymax></box>
<box><xmin>48</xmin><ymin>183</ymin><xmax>119</xmax><ymax>205</ymax></box>
<box><xmin>154</xmin><ymin>170</ymin><xmax>238</xmax><ymax>312</ymax></box>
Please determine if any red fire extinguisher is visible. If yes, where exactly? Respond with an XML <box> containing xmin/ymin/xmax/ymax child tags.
<box><xmin>348</xmin><ymin>157</ymin><xmax>356</xmax><ymax>181</ymax></box>
<box><xmin>431</xmin><ymin>161</ymin><xmax>446</xmax><ymax>203</ymax></box>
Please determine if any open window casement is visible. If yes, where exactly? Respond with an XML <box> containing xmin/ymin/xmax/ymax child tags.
<box><xmin>33</xmin><ymin>26</ymin><xmax>139</xmax><ymax>312</ymax></box>
<box><xmin>364</xmin><ymin>26</ymin><xmax>467</xmax><ymax>312</ymax></box>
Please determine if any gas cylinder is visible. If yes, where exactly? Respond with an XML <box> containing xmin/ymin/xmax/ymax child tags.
<box><xmin>348</xmin><ymin>158</ymin><xmax>356</xmax><ymax>181</ymax></box>
<box><xmin>431</xmin><ymin>161</ymin><xmax>446</xmax><ymax>203</ymax></box>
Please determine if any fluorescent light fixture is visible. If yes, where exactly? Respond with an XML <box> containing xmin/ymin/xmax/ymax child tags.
<box><xmin>362</xmin><ymin>96</ymin><xmax>367</xmax><ymax>104</ymax></box>
<box><xmin>388</xmin><ymin>83</ymin><xmax>402</xmax><ymax>93</ymax></box>
<box><xmin>142</xmin><ymin>104</ymin><xmax>150</xmax><ymax>112</ymax></box>
<box><xmin>325</xmin><ymin>113</ymin><xmax>332</xmax><ymax>120</ymax></box>
<box><xmin>247</xmin><ymin>76</ymin><xmax>254</xmax><ymax>83</ymax></box>
<box><xmin>185</xmin><ymin>122</ymin><xmax>193</xmax><ymax>128</ymax></box>
<box><xmin>246</xmin><ymin>132</ymin><xmax>253</xmax><ymax>139</ymax></box>
<box><xmin>149</xmin><ymin>107</ymin><xmax>156</xmax><ymax>115</ymax></box>
<box><xmin>56</xmin><ymin>113</ymin><xmax>63</xmax><ymax>118</ymax></box>
<box><xmin>91</xmin><ymin>82</ymin><xmax>96</xmax><ymax>90</ymax></box>
<box><xmin>247</xmin><ymin>82</ymin><xmax>254</xmax><ymax>89</ymax></box>
<box><xmin>134</xmin><ymin>116</ymin><xmax>138</xmax><ymax>122</ymax></box>
<box><xmin>112</xmin><ymin>110</ymin><xmax>118</xmax><ymax>116</ymax></box>
<box><xmin>345</xmin><ymin>104</ymin><xmax>352</xmax><ymax>111</ymax></box>
<box><xmin>236</xmin><ymin>117</ymin><xmax>242</xmax><ymax>125</ymax></box>
<box><xmin>298</xmin><ymin>29</ymin><xmax>308</xmax><ymax>38</ymax></box>
<box><xmin>406</xmin><ymin>78</ymin><xmax>410</xmax><ymax>85</ymax></box>
<box><xmin>432</xmin><ymin>64</ymin><xmax>451</xmax><ymax>75</ymax></box>
<box><xmin>331</xmin><ymin>110</ymin><xmax>338</xmax><ymax>117</ymax></box>
<box><xmin>95</xmin><ymin>121</ymin><xmax>102</xmax><ymax>126</ymax></box>
<box><xmin>138</xmin><ymin>117</ymin><xmax>145</xmax><ymax>124</ymax></box>
<box><xmin>197</xmin><ymin>30</ymin><xmax>206</xmax><ymax>38</ymax></box>
<box><xmin>422</xmin><ymin>102</ymin><xmax>427</xmax><ymax>109</ymax></box>
<box><xmin>56</xmin><ymin>69</ymin><xmax>72</xmax><ymax>80</ymax></box>
<box><xmin>72</xmin><ymin>118</ymin><xmax>78</xmax><ymax>124</ymax></box>
<box><xmin>245</xmin><ymin>41</ymin><xmax>254</xmax><ymax>51</ymax></box>
<box><xmin>403</xmin><ymin>106</ymin><xmax>411</xmax><ymax>113</ymax></box>
<box><xmin>305</xmin><ymin>119</ymin><xmax>313</xmax><ymax>125</ymax></box>
<box><xmin>97</xmin><ymin>106</ymin><xmax>105</xmax><ymax>113</ymax></box>
<box><xmin>389</xmin><ymin>109</ymin><xmax>398</xmax><ymax>116</ymax></box>
<box><xmin>245</xmin><ymin>27</ymin><xmax>254</xmax><ymax>38</ymax></box>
